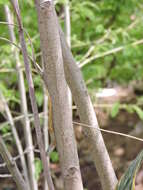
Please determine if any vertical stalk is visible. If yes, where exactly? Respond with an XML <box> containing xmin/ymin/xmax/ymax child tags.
<box><xmin>10</xmin><ymin>0</ymin><xmax>55</xmax><ymax>189</ymax></box>
<box><xmin>64</xmin><ymin>0</ymin><xmax>71</xmax><ymax>48</ymax></box>
<box><xmin>0</xmin><ymin>92</ymin><xmax>30</xmax><ymax>190</ymax></box>
<box><xmin>34</xmin><ymin>1</ymin><xmax>83</xmax><ymax>189</ymax></box>
<box><xmin>59</xmin><ymin>27</ymin><xmax>118</xmax><ymax>190</ymax></box>
<box><xmin>43</xmin><ymin>84</ymin><xmax>49</xmax><ymax>190</ymax></box>
<box><xmin>4</xmin><ymin>5</ymin><xmax>38</xmax><ymax>190</ymax></box>
<box><xmin>64</xmin><ymin>0</ymin><xmax>72</xmax><ymax>111</ymax></box>
<box><xmin>0</xmin><ymin>135</ymin><xmax>27</xmax><ymax>190</ymax></box>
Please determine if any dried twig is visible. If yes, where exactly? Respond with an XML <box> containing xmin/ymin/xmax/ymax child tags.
<box><xmin>73</xmin><ymin>121</ymin><xmax>143</xmax><ymax>143</ymax></box>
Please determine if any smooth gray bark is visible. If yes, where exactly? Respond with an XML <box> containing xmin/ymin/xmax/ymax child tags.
<box><xmin>35</xmin><ymin>1</ymin><xmax>83</xmax><ymax>190</ymax></box>
<box><xmin>59</xmin><ymin>26</ymin><xmax>118</xmax><ymax>190</ymax></box>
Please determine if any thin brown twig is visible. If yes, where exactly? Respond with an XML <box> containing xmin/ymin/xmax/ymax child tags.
<box><xmin>73</xmin><ymin>121</ymin><xmax>143</xmax><ymax>142</ymax></box>
<box><xmin>1</xmin><ymin>110</ymin><xmax>143</xmax><ymax>143</ymax></box>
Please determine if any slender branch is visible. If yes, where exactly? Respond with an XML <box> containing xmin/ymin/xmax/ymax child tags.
<box><xmin>0</xmin><ymin>36</ymin><xmax>21</xmax><ymax>49</ymax></box>
<box><xmin>0</xmin><ymin>92</ymin><xmax>30</xmax><ymax>189</ymax></box>
<box><xmin>2</xmin><ymin>21</ymin><xmax>143</xmax><ymax>70</ymax></box>
<box><xmin>0</xmin><ymin>36</ymin><xmax>40</xmax><ymax>74</ymax></box>
<box><xmin>0</xmin><ymin>119</ymin><xmax>142</xmax><ymax>177</ymax></box>
<box><xmin>0</xmin><ymin>147</ymin><xmax>40</xmax><ymax>168</ymax></box>
<box><xmin>64</xmin><ymin>0</ymin><xmax>72</xmax><ymax>115</ymax></box>
<box><xmin>78</xmin><ymin>45</ymin><xmax>95</xmax><ymax>64</ymax></box>
<box><xmin>10</xmin><ymin>1</ymin><xmax>54</xmax><ymax>190</ymax></box>
<box><xmin>0</xmin><ymin>113</ymin><xmax>43</xmax><ymax>129</ymax></box>
<box><xmin>1</xmin><ymin>109</ymin><xmax>143</xmax><ymax>143</ymax></box>
<box><xmin>0</xmin><ymin>174</ymin><xmax>12</xmax><ymax>178</ymax></box>
<box><xmin>0</xmin><ymin>21</ymin><xmax>43</xmax><ymax>75</ymax></box>
<box><xmin>73</xmin><ymin>121</ymin><xmax>143</xmax><ymax>143</ymax></box>
<box><xmin>80</xmin><ymin>39</ymin><xmax>143</xmax><ymax>68</ymax></box>
<box><xmin>43</xmin><ymin>87</ymin><xmax>49</xmax><ymax>190</ymax></box>
<box><xmin>64</xmin><ymin>0</ymin><xmax>71</xmax><ymax>48</ymax></box>
<box><xmin>0</xmin><ymin>135</ymin><xmax>27</xmax><ymax>189</ymax></box>
<box><xmin>4</xmin><ymin>5</ymin><xmax>38</xmax><ymax>190</ymax></box>
<box><xmin>43</xmin><ymin>58</ymin><xmax>50</xmax><ymax>190</ymax></box>
<box><xmin>58</xmin><ymin>22</ymin><xmax>118</xmax><ymax>190</ymax></box>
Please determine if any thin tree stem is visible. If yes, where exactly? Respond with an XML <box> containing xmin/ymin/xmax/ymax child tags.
<box><xmin>0</xmin><ymin>135</ymin><xmax>27</xmax><ymax>190</ymax></box>
<box><xmin>10</xmin><ymin>1</ymin><xmax>55</xmax><ymax>190</ymax></box>
<box><xmin>64</xmin><ymin>0</ymin><xmax>72</xmax><ymax>111</ymax></box>
<box><xmin>43</xmin><ymin>84</ymin><xmax>49</xmax><ymax>190</ymax></box>
<box><xmin>4</xmin><ymin>5</ymin><xmax>38</xmax><ymax>190</ymax></box>
<box><xmin>58</xmin><ymin>24</ymin><xmax>118</xmax><ymax>190</ymax></box>
<box><xmin>64</xmin><ymin>0</ymin><xmax>71</xmax><ymax>48</ymax></box>
<box><xmin>0</xmin><ymin>92</ymin><xmax>30</xmax><ymax>190</ymax></box>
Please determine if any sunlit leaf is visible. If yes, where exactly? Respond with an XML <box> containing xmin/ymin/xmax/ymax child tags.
<box><xmin>132</xmin><ymin>105</ymin><xmax>143</xmax><ymax>120</ymax></box>
<box><xmin>111</xmin><ymin>102</ymin><xmax>120</xmax><ymax>118</ymax></box>
<box><xmin>50</xmin><ymin>151</ymin><xmax>59</xmax><ymax>163</ymax></box>
<box><xmin>0</xmin><ymin>0</ymin><xmax>9</xmax><ymax>4</ymax></box>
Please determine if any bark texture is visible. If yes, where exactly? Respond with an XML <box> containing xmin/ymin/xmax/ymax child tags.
<box><xmin>59</xmin><ymin>27</ymin><xmax>118</xmax><ymax>190</ymax></box>
<box><xmin>35</xmin><ymin>1</ymin><xmax>83</xmax><ymax>190</ymax></box>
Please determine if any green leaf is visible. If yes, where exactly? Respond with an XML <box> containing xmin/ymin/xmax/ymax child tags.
<box><xmin>123</xmin><ymin>105</ymin><xmax>134</xmax><ymax>114</ymax></box>
<box><xmin>1</xmin><ymin>125</ymin><xmax>10</xmax><ymax>134</ymax></box>
<box><xmin>111</xmin><ymin>102</ymin><xmax>120</xmax><ymax>118</ymax></box>
<box><xmin>132</xmin><ymin>105</ymin><xmax>143</xmax><ymax>120</ymax></box>
<box><xmin>0</xmin><ymin>0</ymin><xmax>9</xmax><ymax>4</ymax></box>
<box><xmin>116</xmin><ymin>150</ymin><xmax>143</xmax><ymax>190</ymax></box>
<box><xmin>34</xmin><ymin>158</ymin><xmax>43</xmax><ymax>180</ymax></box>
<box><xmin>50</xmin><ymin>151</ymin><xmax>59</xmax><ymax>163</ymax></box>
<box><xmin>35</xmin><ymin>91</ymin><xmax>43</xmax><ymax>107</ymax></box>
<box><xmin>96</xmin><ymin>24</ymin><xmax>105</xmax><ymax>34</ymax></box>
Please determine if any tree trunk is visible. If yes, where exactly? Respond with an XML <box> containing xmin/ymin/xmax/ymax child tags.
<box><xmin>59</xmin><ymin>26</ymin><xmax>118</xmax><ymax>190</ymax></box>
<box><xmin>35</xmin><ymin>1</ymin><xmax>83</xmax><ymax>190</ymax></box>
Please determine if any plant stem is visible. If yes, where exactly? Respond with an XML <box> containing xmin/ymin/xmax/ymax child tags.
<box><xmin>0</xmin><ymin>135</ymin><xmax>27</xmax><ymax>190</ymax></box>
<box><xmin>35</xmin><ymin>1</ymin><xmax>83</xmax><ymax>189</ymax></box>
<box><xmin>10</xmin><ymin>1</ymin><xmax>55</xmax><ymax>189</ymax></box>
<box><xmin>0</xmin><ymin>92</ymin><xmax>30</xmax><ymax>190</ymax></box>
<box><xmin>58</xmin><ymin>24</ymin><xmax>118</xmax><ymax>190</ymax></box>
<box><xmin>4</xmin><ymin>5</ymin><xmax>38</xmax><ymax>190</ymax></box>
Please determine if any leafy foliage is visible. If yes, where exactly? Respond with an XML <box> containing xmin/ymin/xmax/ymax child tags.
<box><xmin>110</xmin><ymin>103</ymin><xmax>143</xmax><ymax>120</ymax></box>
<box><xmin>111</xmin><ymin>102</ymin><xmax>120</xmax><ymax>118</ymax></box>
<box><xmin>116</xmin><ymin>150</ymin><xmax>143</xmax><ymax>190</ymax></box>
<box><xmin>0</xmin><ymin>0</ymin><xmax>9</xmax><ymax>4</ymax></box>
<box><xmin>1</xmin><ymin>0</ymin><xmax>143</xmax><ymax>104</ymax></box>
<box><xmin>69</xmin><ymin>0</ymin><xmax>143</xmax><ymax>88</ymax></box>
